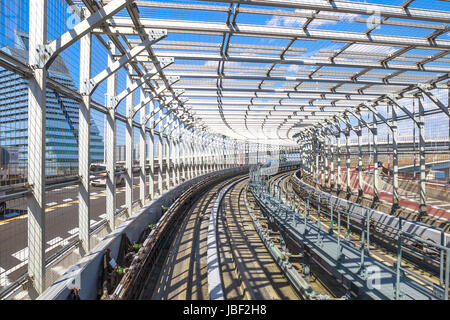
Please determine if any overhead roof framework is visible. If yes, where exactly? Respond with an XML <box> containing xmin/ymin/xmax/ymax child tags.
<box><xmin>67</xmin><ymin>0</ymin><xmax>197</xmax><ymax>129</ymax></box>
<box><xmin>87</xmin><ymin>0</ymin><xmax>449</xmax><ymax>145</ymax></box>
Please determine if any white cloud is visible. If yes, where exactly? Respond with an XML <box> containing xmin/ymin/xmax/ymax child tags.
<box><xmin>309</xmin><ymin>11</ymin><xmax>358</xmax><ymax>27</ymax></box>
<box><xmin>266</xmin><ymin>9</ymin><xmax>358</xmax><ymax>28</ymax></box>
<box><xmin>346</xmin><ymin>43</ymin><xmax>396</xmax><ymax>55</ymax></box>
<box><xmin>204</xmin><ymin>61</ymin><xmax>219</xmax><ymax>68</ymax></box>
<box><xmin>287</xmin><ymin>64</ymin><xmax>301</xmax><ymax>74</ymax></box>
<box><xmin>204</xmin><ymin>61</ymin><xmax>243</xmax><ymax>68</ymax></box>
<box><xmin>266</xmin><ymin>10</ymin><xmax>307</xmax><ymax>28</ymax></box>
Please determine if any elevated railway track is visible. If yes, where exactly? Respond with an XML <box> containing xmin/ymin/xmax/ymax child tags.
<box><xmin>108</xmin><ymin>164</ymin><xmax>348</xmax><ymax>300</ymax></box>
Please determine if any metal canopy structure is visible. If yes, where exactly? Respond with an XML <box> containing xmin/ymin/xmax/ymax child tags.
<box><xmin>0</xmin><ymin>0</ymin><xmax>449</xmax><ymax>299</ymax></box>
<box><xmin>95</xmin><ymin>0</ymin><xmax>450</xmax><ymax>145</ymax></box>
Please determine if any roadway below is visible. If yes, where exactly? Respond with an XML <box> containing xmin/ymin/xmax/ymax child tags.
<box><xmin>0</xmin><ymin>175</ymin><xmax>168</xmax><ymax>290</ymax></box>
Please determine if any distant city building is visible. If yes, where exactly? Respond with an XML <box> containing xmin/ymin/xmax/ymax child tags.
<box><xmin>116</xmin><ymin>145</ymin><xmax>126</xmax><ymax>163</ymax></box>
<box><xmin>115</xmin><ymin>144</ymin><xmax>139</xmax><ymax>162</ymax></box>
<box><xmin>0</xmin><ymin>31</ymin><xmax>104</xmax><ymax>177</ymax></box>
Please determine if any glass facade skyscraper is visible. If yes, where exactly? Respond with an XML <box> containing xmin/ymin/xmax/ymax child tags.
<box><xmin>0</xmin><ymin>31</ymin><xmax>104</xmax><ymax>177</ymax></box>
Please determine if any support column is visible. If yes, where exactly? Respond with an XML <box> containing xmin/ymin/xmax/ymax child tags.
<box><xmin>227</xmin><ymin>139</ymin><xmax>230</xmax><ymax>168</ymax></box>
<box><xmin>418</xmin><ymin>95</ymin><xmax>427</xmax><ymax>219</ymax></box>
<box><xmin>309</xmin><ymin>137</ymin><xmax>313</xmax><ymax>174</ymax></box>
<box><xmin>165</xmin><ymin>131</ymin><xmax>171</xmax><ymax>190</ymax></box>
<box><xmin>209</xmin><ymin>137</ymin><xmax>214</xmax><ymax>172</ymax></box>
<box><xmin>206</xmin><ymin>136</ymin><xmax>211</xmax><ymax>173</ymax></box>
<box><xmin>195</xmin><ymin>136</ymin><xmax>200</xmax><ymax>176</ymax></box>
<box><xmin>187</xmin><ymin>133</ymin><xmax>191</xmax><ymax>179</ymax></box>
<box><xmin>307</xmin><ymin>136</ymin><xmax>312</xmax><ymax>173</ymax></box>
<box><xmin>78</xmin><ymin>30</ymin><xmax>91</xmax><ymax>256</ymax></box>
<box><xmin>125</xmin><ymin>68</ymin><xmax>134</xmax><ymax>217</ymax></box>
<box><xmin>205</xmin><ymin>136</ymin><xmax>209</xmax><ymax>172</ymax></box>
<box><xmin>195</xmin><ymin>135</ymin><xmax>202</xmax><ymax>176</ymax></box>
<box><xmin>148</xmin><ymin>101</ymin><xmax>155</xmax><ymax>199</ymax></box>
<box><xmin>156</xmin><ymin>104</ymin><xmax>163</xmax><ymax>195</ymax></box>
<box><xmin>175</xmin><ymin>121</ymin><xmax>181</xmax><ymax>184</ymax></box>
<box><xmin>345</xmin><ymin>133</ymin><xmax>351</xmax><ymax>194</ymax></box>
<box><xmin>168</xmin><ymin>129</ymin><xmax>173</xmax><ymax>187</ymax></box>
<box><xmin>106</xmin><ymin>41</ymin><xmax>117</xmax><ymax>231</ymax></box>
<box><xmin>323</xmin><ymin>135</ymin><xmax>328</xmax><ymax>187</ymax></box>
<box><xmin>299</xmin><ymin>137</ymin><xmax>304</xmax><ymax>169</ymax></box>
<box><xmin>180</xmin><ymin>127</ymin><xmax>186</xmax><ymax>181</ymax></box>
<box><xmin>357</xmin><ymin>118</ymin><xmax>363</xmax><ymax>197</ymax></box>
<box><xmin>139</xmin><ymin>89</ymin><xmax>146</xmax><ymax>207</ymax></box>
<box><xmin>199</xmin><ymin>135</ymin><xmax>203</xmax><ymax>175</ymax></box>
<box><xmin>372</xmin><ymin>112</ymin><xmax>379</xmax><ymax>202</ymax></box>
<box><xmin>158</xmin><ymin>132</ymin><xmax>163</xmax><ymax>195</ymax></box>
<box><xmin>231</xmin><ymin>140</ymin><xmax>234</xmax><ymax>168</ymax></box>
<box><xmin>218</xmin><ymin>139</ymin><xmax>222</xmax><ymax>170</ymax></box>
<box><xmin>234</xmin><ymin>140</ymin><xmax>239</xmax><ymax>167</ymax></box>
<box><xmin>214</xmin><ymin>138</ymin><xmax>218</xmax><ymax>171</ymax></box>
<box><xmin>224</xmin><ymin>141</ymin><xmax>228</xmax><ymax>168</ymax></box>
<box><xmin>329</xmin><ymin>136</ymin><xmax>335</xmax><ymax>189</ymax></box>
<box><xmin>315</xmin><ymin>132</ymin><xmax>320</xmax><ymax>185</ymax></box>
<box><xmin>391</xmin><ymin>103</ymin><xmax>399</xmax><ymax>210</ymax></box>
<box><xmin>191</xmin><ymin>132</ymin><xmax>198</xmax><ymax>178</ymax></box>
<box><xmin>198</xmin><ymin>136</ymin><xmax>202</xmax><ymax>174</ymax></box>
<box><xmin>204</xmin><ymin>136</ymin><xmax>208</xmax><ymax>174</ymax></box>
<box><xmin>222</xmin><ymin>137</ymin><xmax>225</xmax><ymax>170</ymax></box>
<box><xmin>229</xmin><ymin>141</ymin><xmax>232</xmax><ymax>168</ymax></box>
<box><xmin>220</xmin><ymin>138</ymin><xmax>223</xmax><ymax>170</ymax></box>
<box><xmin>195</xmin><ymin>132</ymin><xmax>199</xmax><ymax>176</ymax></box>
<box><xmin>205</xmin><ymin>137</ymin><xmax>209</xmax><ymax>173</ymax></box>
<box><xmin>223</xmin><ymin>140</ymin><xmax>226</xmax><ymax>169</ymax></box>
<box><xmin>207</xmin><ymin>136</ymin><xmax>209</xmax><ymax>174</ymax></box>
<box><xmin>187</xmin><ymin>134</ymin><xmax>191</xmax><ymax>179</ymax></box>
<box><xmin>27</xmin><ymin>0</ymin><xmax>47</xmax><ymax>296</ymax></box>
<box><xmin>169</xmin><ymin>124</ymin><xmax>175</xmax><ymax>186</ymax></box>
<box><xmin>166</xmin><ymin>121</ymin><xmax>174</xmax><ymax>189</ymax></box>
<box><xmin>189</xmin><ymin>132</ymin><xmax>194</xmax><ymax>179</ymax></box>
<box><xmin>326</xmin><ymin>137</ymin><xmax>331</xmax><ymax>188</ymax></box>
<box><xmin>186</xmin><ymin>132</ymin><xmax>191</xmax><ymax>179</ymax></box>
<box><xmin>306</xmin><ymin>138</ymin><xmax>310</xmax><ymax>172</ymax></box>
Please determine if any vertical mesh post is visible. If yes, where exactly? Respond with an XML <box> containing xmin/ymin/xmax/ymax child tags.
<box><xmin>139</xmin><ymin>89</ymin><xmax>147</xmax><ymax>207</ymax></box>
<box><xmin>106</xmin><ymin>41</ymin><xmax>117</xmax><ymax>231</ymax></box>
<box><xmin>27</xmin><ymin>0</ymin><xmax>47</xmax><ymax>296</ymax></box>
<box><xmin>78</xmin><ymin>30</ymin><xmax>92</xmax><ymax>256</ymax></box>
<box><xmin>125</xmin><ymin>67</ymin><xmax>134</xmax><ymax>218</ymax></box>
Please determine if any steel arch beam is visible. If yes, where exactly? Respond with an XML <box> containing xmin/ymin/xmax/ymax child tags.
<box><xmin>45</xmin><ymin>0</ymin><xmax>132</xmax><ymax>68</ymax></box>
<box><xmin>107</xmin><ymin>19</ymin><xmax>450</xmax><ymax>50</ymax></box>
<box><xmin>85</xmin><ymin>30</ymin><xmax>167</xmax><ymax>95</ymax></box>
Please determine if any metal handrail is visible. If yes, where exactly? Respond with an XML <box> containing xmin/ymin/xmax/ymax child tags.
<box><xmin>250</xmin><ymin>166</ymin><xmax>449</xmax><ymax>300</ymax></box>
<box><xmin>243</xmin><ymin>184</ymin><xmax>321</xmax><ymax>300</ymax></box>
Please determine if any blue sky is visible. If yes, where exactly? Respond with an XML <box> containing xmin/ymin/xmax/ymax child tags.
<box><xmin>1</xmin><ymin>0</ymin><xmax>449</xmax><ymax>145</ymax></box>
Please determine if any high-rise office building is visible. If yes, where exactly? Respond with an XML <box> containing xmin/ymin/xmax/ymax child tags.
<box><xmin>0</xmin><ymin>31</ymin><xmax>104</xmax><ymax>177</ymax></box>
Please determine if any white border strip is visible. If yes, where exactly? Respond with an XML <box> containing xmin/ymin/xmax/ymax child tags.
<box><xmin>207</xmin><ymin>176</ymin><xmax>247</xmax><ymax>300</ymax></box>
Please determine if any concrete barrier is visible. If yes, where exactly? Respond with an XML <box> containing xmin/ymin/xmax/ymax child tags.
<box><xmin>292</xmin><ymin>171</ymin><xmax>450</xmax><ymax>247</ymax></box>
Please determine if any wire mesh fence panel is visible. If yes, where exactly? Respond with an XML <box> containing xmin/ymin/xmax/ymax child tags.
<box><xmin>0</xmin><ymin>0</ymin><xmax>31</xmax><ymax>291</ymax></box>
<box><xmin>0</xmin><ymin>197</ymin><xmax>27</xmax><ymax>289</ymax></box>
<box><xmin>48</xmin><ymin>0</ymin><xmax>81</xmax><ymax>92</ymax></box>
<box><xmin>0</xmin><ymin>1</ymin><xmax>30</xmax><ymax>188</ymax></box>
<box><xmin>114</xmin><ymin>118</ymin><xmax>127</xmax><ymax>213</ymax></box>
<box><xmin>0</xmin><ymin>69</ymin><xmax>28</xmax><ymax>186</ymax></box>
<box><xmin>0</xmin><ymin>0</ymin><xmax>448</xmax><ymax>300</ymax></box>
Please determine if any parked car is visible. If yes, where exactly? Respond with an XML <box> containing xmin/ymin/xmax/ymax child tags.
<box><xmin>0</xmin><ymin>199</ymin><xmax>5</xmax><ymax>219</ymax></box>
<box><xmin>90</xmin><ymin>163</ymin><xmax>125</xmax><ymax>187</ymax></box>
